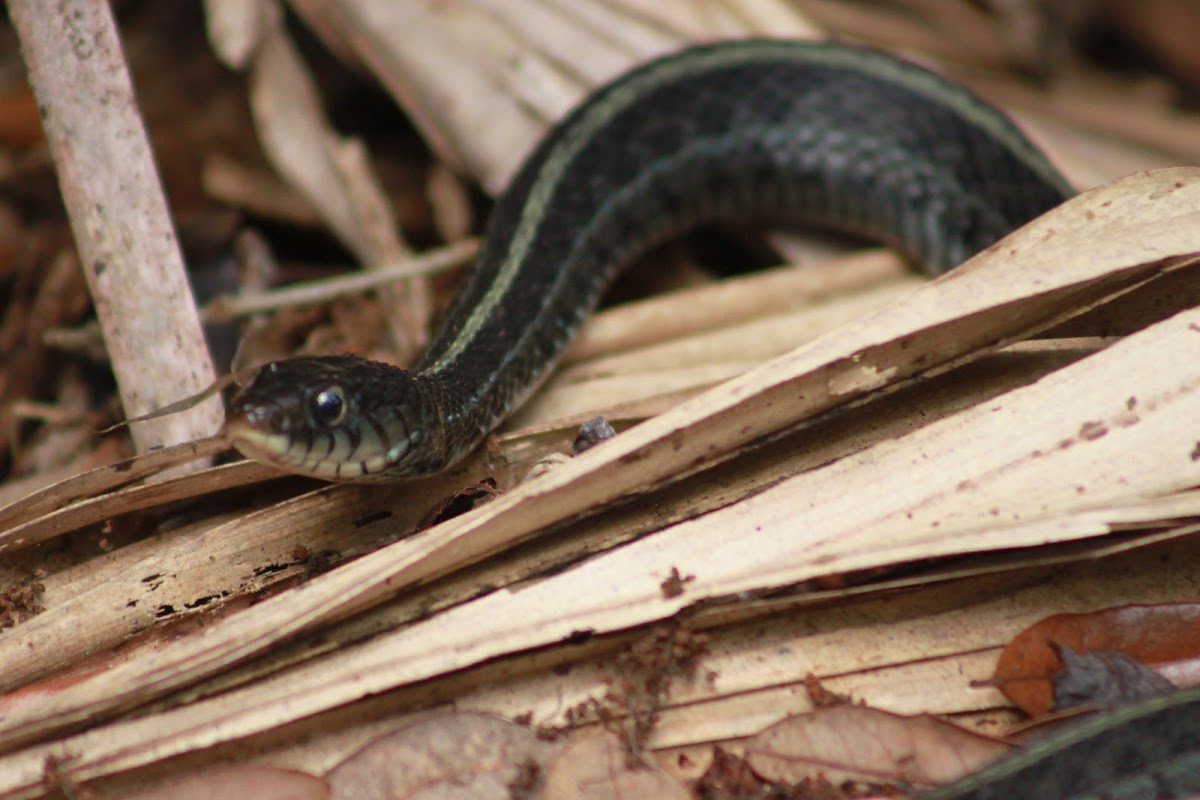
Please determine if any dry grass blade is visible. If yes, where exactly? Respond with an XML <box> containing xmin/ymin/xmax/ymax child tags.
<box><xmin>0</xmin><ymin>170</ymin><xmax>1196</xmax><ymax>796</ymax></box>
<box><xmin>0</xmin><ymin>437</ymin><xmax>230</xmax><ymax>536</ymax></box>
<box><xmin>295</xmin><ymin>0</ymin><xmax>816</xmax><ymax>193</ymax></box>
<box><xmin>0</xmin><ymin>454</ymin><xmax>277</xmax><ymax>558</ymax></box>
<box><xmin>228</xmin><ymin>0</ymin><xmax>426</xmax><ymax>356</ymax></box>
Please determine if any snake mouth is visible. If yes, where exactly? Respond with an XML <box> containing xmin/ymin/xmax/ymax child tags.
<box><xmin>224</xmin><ymin>414</ymin><xmax>410</xmax><ymax>482</ymax></box>
<box><xmin>223</xmin><ymin>414</ymin><xmax>314</xmax><ymax>474</ymax></box>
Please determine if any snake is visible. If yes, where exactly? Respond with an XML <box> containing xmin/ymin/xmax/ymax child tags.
<box><xmin>917</xmin><ymin>684</ymin><xmax>1200</xmax><ymax>799</ymax></box>
<box><xmin>221</xmin><ymin>39</ymin><xmax>1200</xmax><ymax>797</ymax></box>
<box><xmin>226</xmin><ymin>38</ymin><xmax>1071</xmax><ymax>481</ymax></box>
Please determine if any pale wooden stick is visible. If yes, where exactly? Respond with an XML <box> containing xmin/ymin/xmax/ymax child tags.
<box><xmin>8</xmin><ymin>0</ymin><xmax>223</xmax><ymax>459</ymax></box>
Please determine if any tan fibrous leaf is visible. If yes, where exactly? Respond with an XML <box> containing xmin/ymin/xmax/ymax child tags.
<box><xmin>743</xmin><ymin>704</ymin><xmax>1010</xmax><ymax>789</ymax></box>
<box><xmin>120</xmin><ymin>765</ymin><xmax>329</xmax><ymax>800</ymax></box>
<box><xmin>324</xmin><ymin>712</ymin><xmax>560</xmax><ymax>800</ymax></box>
<box><xmin>538</xmin><ymin>730</ymin><xmax>692</xmax><ymax>800</ymax></box>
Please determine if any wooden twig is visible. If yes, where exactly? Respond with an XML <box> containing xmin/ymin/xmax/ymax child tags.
<box><xmin>8</xmin><ymin>0</ymin><xmax>223</xmax><ymax>460</ymax></box>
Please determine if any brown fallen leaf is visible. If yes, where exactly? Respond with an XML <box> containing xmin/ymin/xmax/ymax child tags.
<box><xmin>743</xmin><ymin>704</ymin><xmax>1010</xmax><ymax>791</ymax></box>
<box><xmin>117</xmin><ymin>765</ymin><xmax>328</xmax><ymax>800</ymax></box>
<box><xmin>538</xmin><ymin>730</ymin><xmax>692</xmax><ymax>800</ymax></box>
<box><xmin>992</xmin><ymin>602</ymin><xmax>1200</xmax><ymax>716</ymax></box>
<box><xmin>324</xmin><ymin>712</ymin><xmax>560</xmax><ymax>800</ymax></box>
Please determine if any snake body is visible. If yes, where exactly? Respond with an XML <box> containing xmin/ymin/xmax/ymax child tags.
<box><xmin>917</xmin><ymin>685</ymin><xmax>1200</xmax><ymax>799</ymax></box>
<box><xmin>220</xmin><ymin>40</ymin><xmax>1200</xmax><ymax>797</ymax></box>
<box><xmin>227</xmin><ymin>38</ymin><xmax>1071</xmax><ymax>480</ymax></box>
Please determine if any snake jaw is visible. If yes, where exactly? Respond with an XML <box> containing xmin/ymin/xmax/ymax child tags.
<box><xmin>224</xmin><ymin>415</ymin><xmax>303</xmax><ymax>473</ymax></box>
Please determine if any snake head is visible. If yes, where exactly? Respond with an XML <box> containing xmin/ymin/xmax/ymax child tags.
<box><xmin>225</xmin><ymin>355</ymin><xmax>427</xmax><ymax>481</ymax></box>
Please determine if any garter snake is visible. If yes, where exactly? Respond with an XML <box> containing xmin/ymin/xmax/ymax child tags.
<box><xmin>221</xmin><ymin>39</ymin><xmax>1200</xmax><ymax>798</ymax></box>
<box><xmin>226</xmin><ymin>38</ymin><xmax>1072</xmax><ymax>480</ymax></box>
<box><xmin>917</xmin><ymin>685</ymin><xmax>1200</xmax><ymax>799</ymax></box>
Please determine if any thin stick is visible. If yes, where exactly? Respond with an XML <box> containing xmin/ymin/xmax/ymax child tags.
<box><xmin>8</xmin><ymin>0</ymin><xmax>223</xmax><ymax>460</ymax></box>
<box><xmin>42</xmin><ymin>240</ymin><xmax>481</xmax><ymax>354</ymax></box>
<box><xmin>205</xmin><ymin>238</ymin><xmax>480</xmax><ymax>321</ymax></box>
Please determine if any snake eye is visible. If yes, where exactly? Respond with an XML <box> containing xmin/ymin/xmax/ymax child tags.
<box><xmin>311</xmin><ymin>386</ymin><xmax>346</xmax><ymax>427</ymax></box>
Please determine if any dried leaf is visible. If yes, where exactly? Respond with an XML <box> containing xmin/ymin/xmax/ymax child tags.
<box><xmin>743</xmin><ymin>705</ymin><xmax>1009</xmax><ymax>789</ymax></box>
<box><xmin>993</xmin><ymin>603</ymin><xmax>1200</xmax><ymax>716</ymax></box>
<box><xmin>324</xmin><ymin>712</ymin><xmax>559</xmax><ymax>800</ymax></box>
<box><xmin>119</xmin><ymin>765</ymin><xmax>328</xmax><ymax>800</ymax></box>
<box><xmin>203</xmin><ymin>0</ymin><xmax>266</xmax><ymax>69</ymax></box>
<box><xmin>539</xmin><ymin>730</ymin><xmax>692</xmax><ymax>800</ymax></box>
